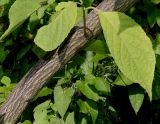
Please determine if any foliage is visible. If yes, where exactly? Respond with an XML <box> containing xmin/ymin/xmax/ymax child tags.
<box><xmin>0</xmin><ymin>0</ymin><xmax>160</xmax><ymax>123</ymax></box>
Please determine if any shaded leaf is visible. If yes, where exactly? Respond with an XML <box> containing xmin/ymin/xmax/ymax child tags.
<box><xmin>33</xmin><ymin>87</ymin><xmax>53</xmax><ymax>101</ymax></box>
<box><xmin>77</xmin><ymin>99</ymin><xmax>98</xmax><ymax>124</ymax></box>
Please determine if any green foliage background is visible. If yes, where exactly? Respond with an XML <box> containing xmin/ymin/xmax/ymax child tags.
<box><xmin>0</xmin><ymin>0</ymin><xmax>160</xmax><ymax>123</ymax></box>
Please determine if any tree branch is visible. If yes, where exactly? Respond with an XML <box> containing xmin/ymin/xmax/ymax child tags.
<box><xmin>0</xmin><ymin>0</ymin><xmax>139</xmax><ymax>123</ymax></box>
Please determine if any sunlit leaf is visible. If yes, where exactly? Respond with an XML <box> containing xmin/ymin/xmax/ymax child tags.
<box><xmin>0</xmin><ymin>0</ymin><xmax>45</xmax><ymax>40</ymax></box>
<box><xmin>1</xmin><ymin>75</ymin><xmax>11</xmax><ymax>86</ymax></box>
<box><xmin>34</xmin><ymin>1</ymin><xmax>77</xmax><ymax>51</ymax></box>
<box><xmin>99</xmin><ymin>11</ymin><xmax>155</xmax><ymax>99</ymax></box>
<box><xmin>54</xmin><ymin>86</ymin><xmax>75</xmax><ymax>117</ymax></box>
<box><xmin>65</xmin><ymin>112</ymin><xmax>75</xmax><ymax>124</ymax></box>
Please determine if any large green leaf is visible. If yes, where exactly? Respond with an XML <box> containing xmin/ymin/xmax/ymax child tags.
<box><xmin>0</xmin><ymin>0</ymin><xmax>44</xmax><ymax>40</ymax></box>
<box><xmin>99</xmin><ymin>12</ymin><xmax>155</xmax><ymax>99</ymax></box>
<box><xmin>54</xmin><ymin>86</ymin><xmax>75</xmax><ymax>117</ymax></box>
<box><xmin>34</xmin><ymin>1</ymin><xmax>77</xmax><ymax>51</ymax></box>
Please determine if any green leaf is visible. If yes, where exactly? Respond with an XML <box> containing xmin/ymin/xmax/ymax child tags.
<box><xmin>85</xmin><ymin>40</ymin><xmax>109</xmax><ymax>54</ymax></box>
<box><xmin>152</xmin><ymin>71</ymin><xmax>160</xmax><ymax>100</ymax></box>
<box><xmin>113</xmin><ymin>72</ymin><xmax>133</xmax><ymax>86</ymax></box>
<box><xmin>83</xmin><ymin>0</ymin><xmax>94</xmax><ymax>7</ymax></box>
<box><xmin>76</xmin><ymin>80</ymin><xmax>100</xmax><ymax>102</ymax></box>
<box><xmin>54</xmin><ymin>86</ymin><xmax>75</xmax><ymax>117</ymax></box>
<box><xmin>18</xmin><ymin>120</ymin><xmax>32</xmax><ymax>124</ymax></box>
<box><xmin>33</xmin><ymin>100</ymin><xmax>51</xmax><ymax>124</ymax></box>
<box><xmin>16</xmin><ymin>44</ymin><xmax>31</xmax><ymax>60</ymax></box>
<box><xmin>1</xmin><ymin>76</ymin><xmax>11</xmax><ymax>86</ymax></box>
<box><xmin>75</xmin><ymin>7</ymin><xmax>83</xmax><ymax>25</ymax></box>
<box><xmin>33</xmin><ymin>109</ymin><xmax>50</xmax><ymax>124</ymax></box>
<box><xmin>0</xmin><ymin>0</ymin><xmax>44</xmax><ymax>40</ymax></box>
<box><xmin>28</xmin><ymin>12</ymin><xmax>40</xmax><ymax>31</ymax></box>
<box><xmin>151</xmin><ymin>0</ymin><xmax>160</xmax><ymax>4</ymax></box>
<box><xmin>80</xmin><ymin>51</ymin><xmax>94</xmax><ymax>75</ymax></box>
<box><xmin>77</xmin><ymin>99</ymin><xmax>98</xmax><ymax>124</ymax></box>
<box><xmin>33</xmin><ymin>87</ymin><xmax>53</xmax><ymax>101</ymax></box>
<box><xmin>154</xmin><ymin>33</ymin><xmax>160</xmax><ymax>55</ymax></box>
<box><xmin>32</xmin><ymin>46</ymin><xmax>47</xmax><ymax>59</ymax></box>
<box><xmin>85</xmin><ymin>75</ymin><xmax>111</xmax><ymax>95</ymax></box>
<box><xmin>0</xmin><ymin>97</ymin><xmax>6</xmax><ymax>104</ymax></box>
<box><xmin>34</xmin><ymin>100</ymin><xmax>51</xmax><ymax>112</ymax></box>
<box><xmin>34</xmin><ymin>1</ymin><xmax>77</xmax><ymax>51</ymax></box>
<box><xmin>0</xmin><ymin>45</ymin><xmax>8</xmax><ymax>63</ymax></box>
<box><xmin>128</xmin><ymin>86</ymin><xmax>144</xmax><ymax>114</ymax></box>
<box><xmin>157</xmin><ymin>16</ymin><xmax>160</xmax><ymax>28</ymax></box>
<box><xmin>50</xmin><ymin>116</ymin><xmax>63</xmax><ymax>124</ymax></box>
<box><xmin>99</xmin><ymin>11</ymin><xmax>155</xmax><ymax>99</ymax></box>
<box><xmin>65</xmin><ymin>112</ymin><xmax>75</xmax><ymax>124</ymax></box>
<box><xmin>80</xmin><ymin>118</ymin><xmax>87</xmax><ymax>124</ymax></box>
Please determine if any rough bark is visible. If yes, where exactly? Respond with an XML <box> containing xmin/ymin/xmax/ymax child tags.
<box><xmin>0</xmin><ymin>0</ymin><xmax>139</xmax><ymax>123</ymax></box>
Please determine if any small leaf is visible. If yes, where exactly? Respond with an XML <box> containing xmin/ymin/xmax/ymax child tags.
<box><xmin>80</xmin><ymin>118</ymin><xmax>88</xmax><ymax>124</ymax></box>
<box><xmin>85</xmin><ymin>75</ymin><xmax>111</xmax><ymax>95</ymax></box>
<box><xmin>76</xmin><ymin>80</ymin><xmax>100</xmax><ymax>102</ymax></box>
<box><xmin>34</xmin><ymin>109</ymin><xmax>50</xmax><ymax>124</ymax></box>
<box><xmin>54</xmin><ymin>86</ymin><xmax>75</xmax><ymax>117</ymax></box>
<box><xmin>34</xmin><ymin>1</ymin><xmax>77</xmax><ymax>51</ymax></box>
<box><xmin>99</xmin><ymin>11</ymin><xmax>155</xmax><ymax>99</ymax></box>
<box><xmin>154</xmin><ymin>34</ymin><xmax>160</xmax><ymax>55</ymax></box>
<box><xmin>157</xmin><ymin>16</ymin><xmax>160</xmax><ymax>28</ymax></box>
<box><xmin>1</xmin><ymin>76</ymin><xmax>11</xmax><ymax>86</ymax></box>
<box><xmin>50</xmin><ymin>116</ymin><xmax>63</xmax><ymax>124</ymax></box>
<box><xmin>77</xmin><ymin>99</ymin><xmax>98</xmax><ymax>124</ymax></box>
<box><xmin>34</xmin><ymin>100</ymin><xmax>51</xmax><ymax>112</ymax></box>
<box><xmin>17</xmin><ymin>120</ymin><xmax>32</xmax><ymax>124</ymax></box>
<box><xmin>128</xmin><ymin>85</ymin><xmax>144</xmax><ymax>114</ymax></box>
<box><xmin>16</xmin><ymin>44</ymin><xmax>31</xmax><ymax>60</ymax></box>
<box><xmin>80</xmin><ymin>51</ymin><xmax>94</xmax><ymax>75</ymax></box>
<box><xmin>83</xmin><ymin>0</ymin><xmax>94</xmax><ymax>7</ymax></box>
<box><xmin>33</xmin><ymin>87</ymin><xmax>53</xmax><ymax>101</ymax></box>
<box><xmin>65</xmin><ymin>112</ymin><xmax>75</xmax><ymax>124</ymax></box>
<box><xmin>28</xmin><ymin>12</ymin><xmax>40</xmax><ymax>31</ymax></box>
<box><xmin>0</xmin><ymin>45</ymin><xmax>8</xmax><ymax>63</ymax></box>
<box><xmin>152</xmin><ymin>71</ymin><xmax>160</xmax><ymax>100</ymax></box>
<box><xmin>0</xmin><ymin>0</ymin><xmax>44</xmax><ymax>40</ymax></box>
